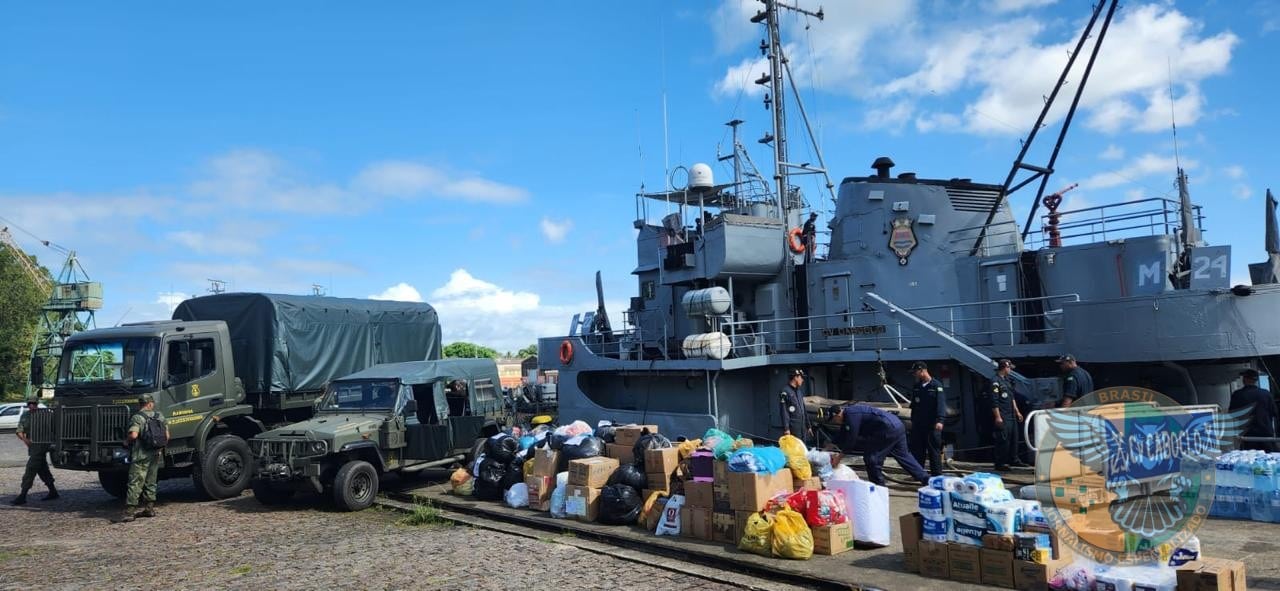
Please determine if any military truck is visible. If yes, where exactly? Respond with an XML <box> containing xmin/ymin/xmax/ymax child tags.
<box><xmin>33</xmin><ymin>293</ymin><xmax>441</xmax><ymax>499</ymax></box>
<box><xmin>250</xmin><ymin>359</ymin><xmax>503</xmax><ymax>511</ymax></box>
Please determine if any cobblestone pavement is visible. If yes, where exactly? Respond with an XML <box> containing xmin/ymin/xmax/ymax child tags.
<box><xmin>0</xmin><ymin>437</ymin><xmax>786</xmax><ymax>591</ymax></box>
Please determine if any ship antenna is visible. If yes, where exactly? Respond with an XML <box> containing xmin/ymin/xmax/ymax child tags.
<box><xmin>660</xmin><ymin>9</ymin><xmax>671</xmax><ymax>198</ymax></box>
<box><xmin>1168</xmin><ymin>57</ymin><xmax>1182</xmax><ymax>170</ymax></box>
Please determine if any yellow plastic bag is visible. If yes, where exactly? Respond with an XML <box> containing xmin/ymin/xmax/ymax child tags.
<box><xmin>450</xmin><ymin>468</ymin><xmax>474</xmax><ymax>496</ymax></box>
<box><xmin>779</xmin><ymin>434</ymin><xmax>812</xmax><ymax>479</ymax></box>
<box><xmin>771</xmin><ymin>507</ymin><xmax>814</xmax><ymax>560</ymax></box>
<box><xmin>738</xmin><ymin>511</ymin><xmax>775</xmax><ymax>557</ymax></box>
<box><xmin>522</xmin><ymin>457</ymin><xmax>534</xmax><ymax>478</ymax></box>
<box><xmin>676</xmin><ymin>438</ymin><xmax>703</xmax><ymax>460</ymax></box>
<box><xmin>732</xmin><ymin>438</ymin><xmax>755</xmax><ymax>451</ymax></box>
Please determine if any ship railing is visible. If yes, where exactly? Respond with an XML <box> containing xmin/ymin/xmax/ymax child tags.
<box><xmin>1024</xmin><ymin>197</ymin><xmax>1204</xmax><ymax>249</ymax></box>
<box><xmin>946</xmin><ymin>220</ymin><xmax>1023</xmax><ymax>256</ymax></box>
<box><xmin>721</xmin><ymin>293</ymin><xmax>1081</xmax><ymax>357</ymax></box>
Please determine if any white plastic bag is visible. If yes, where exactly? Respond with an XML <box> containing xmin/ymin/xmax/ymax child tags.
<box><xmin>655</xmin><ymin>494</ymin><xmax>685</xmax><ymax>536</ymax></box>
<box><xmin>504</xmin><ymin>483</ymin><xmax>529</xmax><ymax>508</ymax></box>
<box><xmin>549</xmin><ymin>471</ymin><xmax>570</xmax><ymax>518</ymax></box>
<box><xmin>828</xmin><ymin>464</ymin><xmax>859</xmax><ymax>482</ymax></box>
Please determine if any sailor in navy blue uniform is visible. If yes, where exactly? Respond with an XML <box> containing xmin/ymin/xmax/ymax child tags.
<box><xmin>779</xmin><ymin>369</ymin><xmax>810</xmax><ymax>444</ymax></box>
<box><xmin>829</xmin><ymin>403</ymin><xmax>929</xmax><ymax>485</ymax></box>
<box><xmin>1057</xmin><ymin>354</ymin><xmax>1094</xmax><ymax>407</ymax></box>
<box><xmin>908</xmin><ymin>361</ymin><xmax>947</xmax><ymax>477</ymax></box>
<box><xmin>983</xmin><ymin>359</ymin><xmax>1023</xmax><ymax>471</ymax></box>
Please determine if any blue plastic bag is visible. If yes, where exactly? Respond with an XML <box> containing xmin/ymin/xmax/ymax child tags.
<box><xmin>727</xmin><ymin>447</ymin><xmax>787</xmax><ymax>474</ymax></box>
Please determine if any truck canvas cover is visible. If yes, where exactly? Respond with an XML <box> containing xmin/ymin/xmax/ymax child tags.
<box><xmin>172</xmin><ymin>293</ymin><xmax>441</xmax><ymax>394</ymax></box>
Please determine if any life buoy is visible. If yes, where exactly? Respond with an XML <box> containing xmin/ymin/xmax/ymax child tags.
<box><xmin>559</xmin><ymin>340</ymin><xmax>574</xmax><ymax>365</ymax></box>
<box><xmin>787</xmin><ymin>227</ymin><xmax>807</xmax><ymax>254</ymax></box>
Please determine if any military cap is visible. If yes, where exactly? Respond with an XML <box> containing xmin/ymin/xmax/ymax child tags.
<box><xmin>997</xmin><ymin>359</ymin><xmax>1015</xmax><ymax>370</ymax></box>
<box><xmin>1055</xmin><ymin>354</ymin><xmax>1076</xmax><ymax>363</ymax></box>
<box><xmin>910</xmin><ymin>361</ymin><xmax>928</xmax><ymax>371</ymax></box>
<box><xmin>138</xmin><ymin>393</ymin><xmax>155</xmax><ymax>404</ymax></box>
<box><xmin>788</xmin><ymin>368</ymin><xmax>805</xmax><ymax>377</ymax></box>
<box><xmin>1241</xmin><ymin>369</ymin><xmax>1261</xmax><ymax>379</ymax></box>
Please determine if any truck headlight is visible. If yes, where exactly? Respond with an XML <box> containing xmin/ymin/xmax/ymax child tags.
<box><xmin>308</xmin><ymin>440</ymin><xmax>327</xmax><ymax>455</ymax></box>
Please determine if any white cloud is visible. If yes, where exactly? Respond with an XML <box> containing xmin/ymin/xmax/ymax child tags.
<box><xmin>1124</xmin><ymin>188</ymin><xmax>1145</xmax><ymax>202</ymax></box>
<box><xmin>1224</xmin><ymin>165</ymin><xmax>1246</xmax><ymax>180</ymax></box>
<box><xmin>1099</xmin><ymin>145</ymin><xmax>1125</xmax><ymax>161</ymax></box>
<box><xmin>1079</xmin><ymin>152</ymin><xmax>1191</xmax><ymax>190</ymax></box>
<box><xmin>540</xmin><ymin>217</ymin><xmax>574</xmax><ymax>243</ymax></box>
<box><xmin>988</xmin><ymin>0</ymin><xmax>1057</xmax><ymax>13</ymax></box>
<box><xmin>709</xmin><ymin>0</ymin><xmax>758</xmax><ymax>55</ymax></box>
<box><xmin>164</xmin><ymin>221</ymin><xmax>271</xmax><ymax>257</ymax></box>
<box><xmin>914</xmin><ymin>112</ymin><xmax>962</xmax><ymax>133</ymax></box>
<box><xmin>1234</xmin><ymin>185</ymin><xmax>1253</xmax><ymax>200</ymax></box>
<box><xmin>369</xmin><ymin>282</ymin><xmax>424</xmax><ymax>302</ymax></box>
<box><xmin>353</xmin><ymin>160</ymin><xmax>529</xmax><ymax>204</ymax></box>
<box><xmin>431</xmin><ymin>269</ymin><xmax>538</xmax><ymax>313</ymax></box>
<box><xmin>155</xmin><ymin>291</ymin><xmax>191</xmax><ymax>313</ymax></box>
<box><xmin>861</xmin><ymin>101</ymin><xmax>915</xmax><ymax>132</ymax></box>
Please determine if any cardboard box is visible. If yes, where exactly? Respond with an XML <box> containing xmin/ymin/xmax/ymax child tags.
<box><xmin>681</xmin><ymin>507</ymin><xmax>713</xmax><ymax>540</ymax></box>
<box><xmin>812</xmin><ymin>522</ymin><xmax>854</xmax><ymax>556</ymax></box>
<box><xmin>727</xmin><ymin>470</ymin><xmax>793</xmax><ymax>512</ymax></box>
<box><xmin>1176</xmin><ymin>558</ymin><xmax>1248</xmax><ymax>591</ymax></box>
<box><xmin>690</xmin><ymin>451</ymin><xmax>715</xmax><ymax>482</ymax></box>
<box><xmin>919</xmin><ymin>540</ymin><xmax>950</xmax><ymax>579</ymax></box>
<box><xmin>605</xmin><ymin>443</ymin><xmax>635</xmax><ymax>465</ymax></box>
<box><xmin>980</xmin><ymin>548</ymin><xmax>1014</xmax><ymax>588</ymax></box>
<box><xmin>983</xmin><ymin>533</ymin><xmax>1016</xmax><ymax>551</ymax></box>
<box><xmin>564</xmin><ymin>485</ymin><xmax>600</xmax><ymax>522</ymax></box>
<box><xmin>614</xmin><ymin>424</ymin><xmax>659</xmax><ymax>447</ymax></box>
<box><xmin>712</xmin><ymin>511</ymin><xmax>736</xmax><ymax>544</ymax></box>
<box><xmin>531</xmin><ymin>449</ymin><xmax>561</xmax><ymax>478</ymax></box>
<box><xmin>712</xmin><ymin>483</ymin><xmax>731</xmax><ymax>512</ymax></box>
<box><xmin>646</xmin><ymin>472</ymin><xmax>671</xmax><ymax>493</ymax></box>
<box><xmin>644</xmin><ymin>447</ymin><xmax>679</xmax><ymax>476</ymax></box>
<box><xmin>642</xmin><ymin>495</ymin><xmax>669</xmax><ymax>532</ymax></box>
<box><xmin>1013</xmin><ymin>532</ymin><xmax>1054</xmax><ymax>562</ymax></box>
<box><xmin>793</xmin><ymin>476</ymin><xmax>822</xmax><ymax>491</ymax></box>
<box><xmin>900</xmin><ymin>513</ymin><xmax>923</xmax><ymax>573</ymax></box>
<box><xmin>684</xmin><ymin>481</ymin><xmax>714</xmax><ymax>509</ymax></box>
<box><xmin>1012</xmin><ymin>547</ymin><xmax>1072</xmax><ymax>591</ymax></box>
<box><xmin>714</xmin><ymin>460</ymin><xmax>729</xmax><ymax>483</ymax></box>
<box><xmin>948</xmin><ymin>543</ymin><xmax>982</xmax><ymax>584</ymax></box>
<box><xmin>525</xmin><ymin>475</ymin><xmax>553</xmax><ymax>511</ymax></box>
<box><xmin>568</xmin><ymin>456</ymin><xmax>619</xmax><ymax>488</ymax></box>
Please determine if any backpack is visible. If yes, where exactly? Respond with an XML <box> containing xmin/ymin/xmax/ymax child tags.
<box><xmin>138</xmin><ymin>411</ymin><xmax>168</xmax><ymax>449</ymax></box>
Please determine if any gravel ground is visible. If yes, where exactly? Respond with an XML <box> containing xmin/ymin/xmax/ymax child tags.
<box><xmin>0</xmin><ymin>438</ymin><xmax>760</xmax><ymax>591</ymax></box>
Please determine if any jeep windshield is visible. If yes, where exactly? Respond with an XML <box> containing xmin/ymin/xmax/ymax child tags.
<box><xmin>319</xmin><ymin>379</ymin><xmax>403</xmax><ymax>412</ymax></box>
<box><xmin>57</xmin><ymin>337</ymin><xmax>161</xmax><ymax>393</ymax></box>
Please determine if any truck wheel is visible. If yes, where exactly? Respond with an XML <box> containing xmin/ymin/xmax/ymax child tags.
<box><xmin>332</xmin><ymin>460</ymin><xmax>378</xmax><ymax>511</ymax></box>
<box><xmin>194</xmin><ymin>434</ymin><xmax>253</xmax><ymax>499</ymax></box>
<box><xmin>251</xmin><ymin>480</ymin><xmax>295</xmax><ymax>506</ymax></box>
<box><xmin>98</xmin><ymin>471</ymin><xmax>128</xmax><ymax>499</ymax></box>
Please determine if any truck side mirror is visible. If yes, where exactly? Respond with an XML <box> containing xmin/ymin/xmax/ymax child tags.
<box><xmin>29</xmin><ymin>356</ymin><xmax>44</xmax><ymax>386</ymax></box>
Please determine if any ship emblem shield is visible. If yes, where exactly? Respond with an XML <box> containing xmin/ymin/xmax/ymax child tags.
<box><xmin>889</xmin><ymin>217</ymin><xmax>917</xmax><ymax>264</ymax></box>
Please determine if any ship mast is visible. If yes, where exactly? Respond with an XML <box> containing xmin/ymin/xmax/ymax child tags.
<box><xmin>751</xmin><ymin>0</ymin><xmax>824</xmax><ymax>218</ymax></box>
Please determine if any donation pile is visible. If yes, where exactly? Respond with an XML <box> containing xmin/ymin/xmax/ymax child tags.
<box><xmin>459</xmin><ymin>420</ymin><xmax>893</xmax><ymax>562</ymax></box>
<box><xmin>900</xmin><ymin>471</ymin><xmax>1245</xmax><ymax>590</ymax></box>
<box><xmin>1212</xmin><ymin>449</ymin><xmax>1280</xmax><ymax>523</ymax></box>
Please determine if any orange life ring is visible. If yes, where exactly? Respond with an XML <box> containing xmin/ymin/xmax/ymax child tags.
<box><xmin>559</xmin><ymin>340</ymin><xmax>574</xmax><ymax>365</ymax></box>
<box><xmin>787</xmin><ymin>227</ymin><xmax>807</xmax><ymax>254</ymax></box>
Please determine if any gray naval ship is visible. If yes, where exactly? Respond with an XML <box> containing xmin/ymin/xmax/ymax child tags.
<box><xmin>537</xmin><ymin>0</ymin><xmax>1280</xmax><ymax>453</ymax></box>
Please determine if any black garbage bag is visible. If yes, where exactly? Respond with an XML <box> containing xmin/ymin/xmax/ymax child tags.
<box><xmin>500</xmin><ymin>459</ymin><xmax>524</xmax><ymax>491</ymax></box>
<box><xmin>549</xmin><ymin>431</ymin><xmax>569</xmax><ymax>451</ymax></box>
<box><xmin>475</xmin><ymin>457</ymin><xmax>508</xmax><ymax>501</ymax></box>
<box><xmin>597</xmin><ymin>484</ymin><xmax>642</xmax><ymax>525</ymax></box>
<box><xmin>607</xmin><ymin>463</ymin><xmax>646</xmax><ymax>491</ymax></box>
<box><xmin>558</xmin><ymin>436</ymin><xmax>604</xmax><ymax>472</ymax></box>
<box><xmin>632</xmin><ymin>431</ymin><xmax>672</xmax><ymax>472</ymax></box>
<box><xmin>484</xmin><ymin>434</ymin><xmax>518</xmax><ymax>463</ymax></box>
<box><xmin>596</xmin><ymin>422</ymin><xmax>617</xmax><ymax>444</ymax></box>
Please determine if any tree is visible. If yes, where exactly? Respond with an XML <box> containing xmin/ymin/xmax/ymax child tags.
<box><xmin>0</xmin><ymin>246</ymin><xmax>48</xmax><ymax>400</ymax></box>
<box><xmin>442</xmin><ymin>342</ymin><xmax>499</xmax><ymax>359</ymax></box>
<box><xmin>517</xmin><ymin>344</ymin><xmax>538</xmax><ymax>358</ymax></box>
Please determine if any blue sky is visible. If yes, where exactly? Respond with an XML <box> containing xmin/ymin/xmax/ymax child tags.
<box><xmin>2</xmin><ymin>0</ymin><xmax>1277</xmax><ymax>352</ymax></box>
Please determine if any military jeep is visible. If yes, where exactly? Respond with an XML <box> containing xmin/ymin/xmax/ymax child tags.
<box><xmin>248</xmin><ymin>359</ymin><xmax>502</xmax><ymax>511</ymax></box>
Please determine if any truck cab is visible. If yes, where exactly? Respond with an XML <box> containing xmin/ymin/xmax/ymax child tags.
<box><xmin>38</xmin><ymin>320</ymin><xmax>259</xmax><ymax>498</ymax></box>
<box><xmin>250</xmin><ymin>359</ymin><xmax>503</xmax><ymax>511</ymax></box>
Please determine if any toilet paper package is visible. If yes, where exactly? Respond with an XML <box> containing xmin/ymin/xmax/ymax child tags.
<box><xmin>962</xmin><ymin>472</ymin><xmax>1005</xmax><ymax>495</ymax></box>
<box><xmin>1013</xmin><ymin>499</ymin><xmax>1047</xmax><ymax>529</ymax></box>
<box><xmin>985</xmin><ymin>504</ymin><xmax>1022</xmax><ymax>535</ymax></box>
<box><xmin>917</xmin><ymin>486</ymin><xmax>950</xmax><ymax>514</ymax></box>
<box><xmin>921</xmin><ymin>514</ymin><xmax>950</xmax><ymax>543</ymax></box>
<box><xmin>950</xmin><ymin>519</ymin><xmax>985</xmax><ymax>546</ymax></box>
<box><xmin>929</xmin><ymin>475</ymin><xmax>965</xmax><ymax>492</ymax></box>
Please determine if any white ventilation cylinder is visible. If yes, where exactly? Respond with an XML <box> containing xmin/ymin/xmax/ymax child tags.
<box><xmin>689</xmin><ymin>163</ymin><xmax>714</xmax><ymax>189</ymax></box>
<box><xmin>682</xmin><ymin>332</ymin><xmax>732</xmax><ymax>360</ymax></box>
<box><xmin>682</xmin><ymin>287</ymin><xmax>731</xmax><ymax>317</ymax></box>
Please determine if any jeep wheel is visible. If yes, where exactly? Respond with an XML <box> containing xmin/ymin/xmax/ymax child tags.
<box><xmin>194</xmin><ymin>434</ymin><xmax>253</xmax><ymax>499</ymax></box>
<box><xmin>251</xmin><ymin>480</ymin><xmax>295</xmax><ymax>506</ymax></box>
<box><xmin>332</xmin><ymin>460</ymin><xmax>378</xmax><ymax>511</ymax></box>
<box><xmin>98</xmin><ymin>470</ymin><xmax>128</xmax><ymax>499</ymax></box>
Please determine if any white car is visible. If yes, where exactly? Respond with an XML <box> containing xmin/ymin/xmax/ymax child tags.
<box><xmin>0</xmin><ymin>402</ymin><xmax>47</xmax><ymax>432</ymax></box>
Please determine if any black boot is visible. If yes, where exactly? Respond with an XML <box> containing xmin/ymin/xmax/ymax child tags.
<box><xmin>42</xmin><ymin>486</ymin><xmax>60</xmax><ymax>501</ymax></box>
<box><xmin>10</xmin><ymin>490</ymin><xmax>29</xmax><ymax>506</ymax></box>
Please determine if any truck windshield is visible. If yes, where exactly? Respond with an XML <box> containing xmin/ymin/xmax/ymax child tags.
<box><xmin>57</xmin><ymin>338</ymin><xmax>161</xmax><ymax>390</ymax></box>
<box><xmin>320</xmin><ymin>380</ymin><xmax>400</xmax><ymax>411</ymax></box>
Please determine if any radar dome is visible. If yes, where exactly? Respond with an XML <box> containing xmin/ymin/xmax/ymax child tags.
<box><xmin>689</xmin><ymin>163</ymin><xmax>714</xmax><ymax>190</ymax></box>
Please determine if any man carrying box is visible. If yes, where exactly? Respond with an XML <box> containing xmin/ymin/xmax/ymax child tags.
<box><xmin>827</xmin><ymin>403</ymin><xmax>929</xmax><ymax>486</ymax></box>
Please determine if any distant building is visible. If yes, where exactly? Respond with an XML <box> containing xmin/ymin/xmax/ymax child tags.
<box><xmin>496</xmin><ymin>356</ymin><xmax>538</xmax><ymax>389</ymax></box>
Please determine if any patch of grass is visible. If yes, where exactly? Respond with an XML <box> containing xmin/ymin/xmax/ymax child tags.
<box><xmin>0</xmin><ymin>548</ymin><xmax>36</xmax><ymax>562</ymax></box>
<box><xmin>230</xmin><ymin>565</ymin><xmax>252</xmax><ymax>576</ymax></box>
<box><xmin>397</xmin><ymin>502</ymin><xmax>450</xmax><ymax>527</ymax></box>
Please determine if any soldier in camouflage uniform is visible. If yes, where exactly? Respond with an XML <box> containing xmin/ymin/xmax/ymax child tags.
<box><xmin>11</xmin><ymin>395</ymin><xmax>58</xmax><ymax>505</ymax></box>
<box><xmin>114</xmin><ymin>393</ymin><xmax>168</xmax><ymax>523</ymax></box>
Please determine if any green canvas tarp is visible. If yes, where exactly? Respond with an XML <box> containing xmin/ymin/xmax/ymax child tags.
<box><xmin>172</xmin><ymin>293</ymin><xmax>441</xmax><ymax>395</ymax></box>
